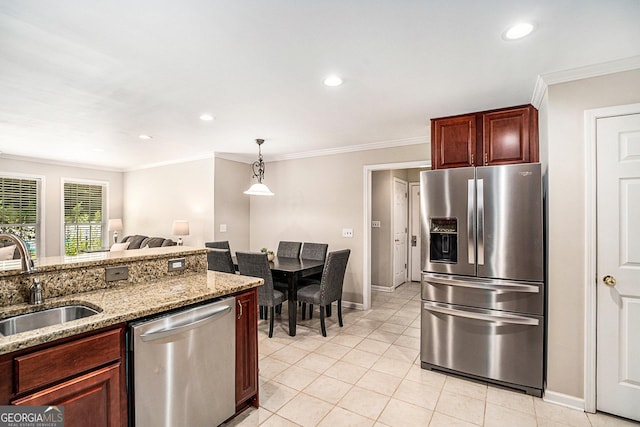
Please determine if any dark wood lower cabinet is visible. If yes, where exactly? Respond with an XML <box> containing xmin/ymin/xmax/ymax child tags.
<box><xmin>235</xmin><ymin>287</ymin><xmax>259</xmax><ymax>411</ymax></box>
<box><xmin>1</xmin><ymin>325</ymin><xmax>127</xmax><ymax>427</ymax></box>
<box><xmin>13</xmin><ymin>364</ymin><xmax>121</xmax><ymax>427</ymax></box>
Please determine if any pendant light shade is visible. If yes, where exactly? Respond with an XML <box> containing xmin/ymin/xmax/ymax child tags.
<box><xmin>244</xmin><ymin>139</ymin><xmax>274</xmax><ymax>196</ymax></box>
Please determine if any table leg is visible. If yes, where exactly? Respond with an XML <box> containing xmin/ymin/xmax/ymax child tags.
<box><xmin>288</xmin><ymin>275</ymin><xmax>297</xmax><ymax>336</ymax></box>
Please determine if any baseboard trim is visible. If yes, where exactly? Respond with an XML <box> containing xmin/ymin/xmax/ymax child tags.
<box><xmin>342</xmin><ymin>300</ymin><xmax>364</xmax><ymax>310</ymax></box>
<box><xmin>543</xmin><ymin>390</ymin><xmax>585</xmax><ymax>412</ymax></box>
<box><xmin>371</xmin><ymin>285</ymin><xmax>395</xmax><ymax>293</ymax></box>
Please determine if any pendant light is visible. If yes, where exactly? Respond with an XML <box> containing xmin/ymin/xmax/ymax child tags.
<box><xmin>244</xmin><ymin>139</ymin><xmax>274</xmax><ymax>196</ymax></box>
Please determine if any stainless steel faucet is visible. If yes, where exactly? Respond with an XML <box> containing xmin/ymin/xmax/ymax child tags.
<box><xmin>0</xmin><ymin>233</ymin><xmax>43</xmax><ymax>304</ymax></box>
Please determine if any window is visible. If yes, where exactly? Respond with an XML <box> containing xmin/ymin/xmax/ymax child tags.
<box><xmin>0</xmin><ymin>175</ymin><xmax>41</xmax><ymax>258</ymax></box>
<box><xmin>63</xmin><ymin>180</ymin><xmax>107</xmax><ymax>255</ymax></box>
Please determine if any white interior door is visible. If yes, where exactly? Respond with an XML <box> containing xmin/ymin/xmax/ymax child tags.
<box><xmin>393</xmin><ymin>178</ymin><xmax>408</xmax><ymax>287</ymax></box>
<box><xmin>596</xmin><ymin>112</ymin><xmax>640</xmax><ymax>421</ymax></box>
<box><xmin>409</xmin><ymin>183</ymin><xmax>421</xmax><ymax>281</ymax></box>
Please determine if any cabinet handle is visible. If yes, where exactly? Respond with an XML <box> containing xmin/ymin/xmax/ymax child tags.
<box><xmin>237</xmin><ymin>300</ymin><xmax>243</xmax><ymax>319</ymax></box>
<box><xmin>471</xmin><ymin>153</ymin><xmax>474</xmax><ymax>166</ymax></box>
<box><xmin>484</xmin><ymin>153</ymin><xmax>488</xmax><ymax>165</ymax></box>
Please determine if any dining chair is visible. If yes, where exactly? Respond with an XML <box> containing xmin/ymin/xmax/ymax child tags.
<box><xmin>300</xmin><ymin>242</ymin><xmax>328</xmax><ymax>262</ymax></box>
<box><xmin>205</xmin><ymin>241</ymin><xmax>231</xmax><ymax>251</ymax></box>
<box><xmin>297</xmin><ymin>249</ymin><xmax>350</xmax><ymax>337</ymax></box>
<box><xmin>276</xmin><ymin>241</ymin><xmax>302</xmax><ymax>258</ymax></box>
<box><xmin>206</xmin><ymin>248</ymin><xmax>235</xmax><ymax>274</ymax></box>
<box><xmin>236</xmin><ymin>251</ymin><xmax>286</xmax><ymax>338</ymax></box>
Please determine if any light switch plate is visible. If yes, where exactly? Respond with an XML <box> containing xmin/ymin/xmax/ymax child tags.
<box><xmin>371</xmin><ymin>221</ymin><xmax>381</xmax><ymax>228</ymax></box>
<box><xmin>220</xmin><ymin>224</ymin><xmax>227</xmax><ymax>232</ymax></box>
<box><xmin>342</xmin><ymin>228</ymin><xmax>354</xmax><ymax>238</ymax></box>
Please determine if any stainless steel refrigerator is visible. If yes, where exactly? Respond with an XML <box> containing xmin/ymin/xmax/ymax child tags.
<box><xmin>419</xmin><ymin>163</ymin><xmax>544</xmax><ymax>397</ymax></box>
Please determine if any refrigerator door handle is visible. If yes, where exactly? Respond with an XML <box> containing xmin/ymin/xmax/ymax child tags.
<box><xmin>467</xmin><ymin>179</ymin><xmax>475</xmax><ymax>265</ymax></box>
<box><xmin>422</xmin><ymin>274</ymin><xmax>539</xmax><ymax>294</ymax></box>
<box><xmin>477</xmin><ymin>178</ymin><xmax>484</xmax><ymax>265</ymax></box>
<box><xmin>423</xmin><ymin>302</ymin><xmax>539</xmax><ymax>326</ymax></box>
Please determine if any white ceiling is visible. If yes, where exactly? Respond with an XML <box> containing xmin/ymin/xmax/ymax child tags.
<box><xmin>1</xmin><ymin>1</ymin><xmax>639</xmax><ymax>170</ymax></box>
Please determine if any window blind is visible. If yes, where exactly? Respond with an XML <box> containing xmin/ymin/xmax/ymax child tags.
<box><xmin>63</xmin><ymin>182</ymin><xmax>106</xmax><ymax>255</ymax></box>
<box><xmin>0</xmin><ymin>176</ymin><xmax>40</xmax><ymax>257</ymax></box>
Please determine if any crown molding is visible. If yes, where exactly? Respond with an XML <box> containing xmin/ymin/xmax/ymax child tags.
<box><xmin>0</xmin><ymin>153</ymin><xmax>124</xmax><ymax>172</ymax></box>
<box><xmin>215</xmin><ymin>136</ymin><xmax>429</xmax><ymax>164</ymax></box>
<box><xmin>531</xmin><ymin>55</ymin><xmax>640</xmax><ymax>108</ymax></box>
<box><xmin>124</xmin><ymin>153</ymin><xmax>215</xmax><ymax>172</ymax></box>
<box><xmin>269</xmin><ymin>136</ymin><xmax>428</xmax><ymax>162</ymax></box>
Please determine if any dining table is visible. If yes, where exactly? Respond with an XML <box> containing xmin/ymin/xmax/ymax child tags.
<box><xmin>234</xmin><ymin>256</ymin><xmax>325</xmax><ymax>336</ymax></box>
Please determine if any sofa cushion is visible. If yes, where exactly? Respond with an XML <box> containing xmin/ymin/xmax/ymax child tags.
<box><xmin>122</xmin><ymin>235</ymin><xmax>177</xmax><ymax>249</ymax></box>
<box><xmin>0</xmin><ymin>244</ymin><xmax>17</xmax><ymax>260</ymax></box>
<box><xmin>141</xmin><ymin>237</ymin><xmax>176</xmax><ymax>248</ymax></box>
<box><xmin>121</xmin><ymin>235</ymin><xmax>147</xmax><ymax>249</ymax></box>
<box><xmin>110</xmin><ymin>242</ymin><xmax>130</xmax><ymax>252</ymax></box>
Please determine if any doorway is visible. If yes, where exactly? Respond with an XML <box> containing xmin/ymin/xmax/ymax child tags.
<box><xmin>363</xmin><ymin>161</ymin><xmax>430</xmax><ymax>310</ymax></box>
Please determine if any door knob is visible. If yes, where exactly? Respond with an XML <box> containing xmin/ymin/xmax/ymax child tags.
<box><xmin>603</xmin><ymin>275</ymin><xmax>616</xmax><ymax>287</ymax></box>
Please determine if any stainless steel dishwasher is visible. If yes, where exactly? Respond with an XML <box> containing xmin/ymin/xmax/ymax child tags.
<box><xmin>129</xmin><ymin>296</ymin><xmax>236</xmax><ymax>427</ymax></box>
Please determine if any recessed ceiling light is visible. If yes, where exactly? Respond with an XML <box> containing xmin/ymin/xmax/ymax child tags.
<box><xmin>323</xmin><ymin>75</ymin><xmax>343</xmax><ymax>87</ymax></box>
<box><xmin>503</xmin><ymin>22</ymin><xmax>534</xmax><ymax>40</ymax></box>
<box><xmin>199</xmin><ymin>114</ymin><xmax>214</xmax><ymax>121</ymax></box>
<box><xmin>138</xmin><ymin>134</ymin><xmax>153</xmax><ymax>140</ymax></box>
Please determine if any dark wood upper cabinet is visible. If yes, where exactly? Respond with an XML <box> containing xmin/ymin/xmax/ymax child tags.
<box><xmin>431</xmin><ymin>104</ymin><xmax>539</xmax><ymax>169</ymax></box>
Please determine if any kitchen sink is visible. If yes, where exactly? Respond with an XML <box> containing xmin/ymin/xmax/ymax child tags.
<box><xmin>0</xmin><ymin>305</ymin><xmax>100</xmax><ymax>337</ymax></box>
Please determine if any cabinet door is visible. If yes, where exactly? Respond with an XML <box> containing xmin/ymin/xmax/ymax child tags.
<box><xmin>13</xmin><ymin>363</ymin><xmax>122</xmax><ymax>427</ymax></box>
<box><xmin>431</xmin><ymin>114</ymin><xmax>477</xmax><ymax>169</ymax></box>
<box><xmin>235</xmin><ymin>288</ymin><xmax>259</xmax><ymax>410</ymax></box>
<box><xmin>482</xmin><ymin>106</ymin><xmax>538</xmax><ymax>166</ymax></box>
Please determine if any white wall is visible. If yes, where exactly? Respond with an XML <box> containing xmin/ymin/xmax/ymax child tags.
<box><xmin>0</xmin><ymin>157</ymin><xmax>123</xmax><ymax>256</ymax></box>
<box><xmin>249</xmin><ymin>144</ymin><xmax>428</xmax><ymax>305</ymax></box>
<box><xmin>545</xmin><ymin>69</ymin><xmax>640</xmax><ymax>399</ymax></box>
<box><xmin>371</xmin><ymin>170</ymin><xmax>392</xmax><ymax>288</ymax></box>
<box><xmin>123</xmin><ymin>157</ymin><xmax>215</xmax><ymax>247</ymax></box>
<box><xmin>213</xmin><ymin>157</ymin><xmax>251</xmax><ymax>252</ymax></box>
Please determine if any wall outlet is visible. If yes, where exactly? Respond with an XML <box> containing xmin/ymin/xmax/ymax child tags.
<box><xmin>219</xmin><ymin>224</ymin><xmax>227</xmax><ymax>233</ymax></box>
<box><xmin>342</xmin><ymin>228</ymin><xmax>354</xmax><ymax>238</ymax></box>
<box><xmin>168</xmin><ymin>257</ymin><xmax>186</xmax><ymax>272</ymax></box>
<box><xmin>371</xmin><ymin>221</ymin><xmax>381</xmax><ymax>228</ymax></box>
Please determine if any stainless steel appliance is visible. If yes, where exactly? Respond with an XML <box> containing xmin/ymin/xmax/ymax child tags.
<box><xmin>129</xmin><ymin>297</ymin><xmax>236</xmax><ymax>426</ymax></box>
<box><xmin>420</xmin><ymin>163</ymin><xmax>544</xmax><ymax>397</ymax></box>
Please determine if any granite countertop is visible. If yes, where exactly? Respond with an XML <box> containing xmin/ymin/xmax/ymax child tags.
<box><xmin>0</xmin><ymin>246</ymin><xmax>208</xmax><ymax>277</ymax></box>
<box><xmin>0</xmin><ymin>270</ymin><xmax>263</xmax><ymax>355</ymax></box>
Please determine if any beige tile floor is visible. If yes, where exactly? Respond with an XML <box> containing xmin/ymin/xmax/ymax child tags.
<box><xmin>224</xmin><ymin>282</ymin><xmax>638</xmax><ymax>427</ymax></box>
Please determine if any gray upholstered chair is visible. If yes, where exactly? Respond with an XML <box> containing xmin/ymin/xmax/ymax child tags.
<box><xmin>237</xmin><ymin>251</ymin><xmax>286</xmax><ymax>338</ymax></box>
<box><xmin>206</xmin><ymin>248</ymin><xmax>235</xmax><ymax>274</ymax></box>
<box><xmin>301</xmin><ymin>242</ymin><xmax>328</xmax><ymax>262</ymax></box>
<box><xmin>297</xmin><ymin>249</ymin><xmax>350</xmax><ymax>337</ymax></box>
<box><xmin>276</xmin><ymin>241</ymin><xmax>302</xmax><ymax>258</ymax></box>
<box><xmin>205</xmin><ymin>241</ymin><xmax>231</xmax><ymax>251</ymax></box>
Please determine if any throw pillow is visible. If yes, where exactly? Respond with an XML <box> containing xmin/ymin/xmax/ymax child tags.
<box><xmin>110</xmin><ymin>242</ymin><xmax>130</xmax><ymax>252</ymax></box>
<box><xmin>0</xmin><ymin>245</ymin><xmax>17</xmax><ymax>260</ymax></box>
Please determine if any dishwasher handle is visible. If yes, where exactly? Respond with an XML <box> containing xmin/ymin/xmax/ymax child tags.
<box><xmin>140</xmin><ymin>304</ymin><xmax>232</xmax><ymax>342</ymax></box>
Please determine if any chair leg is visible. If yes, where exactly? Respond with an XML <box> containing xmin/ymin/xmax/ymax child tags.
<box><xmin>276</xmin><ymin>303</ymin><xmax>281</xmax><ymax>314</ymax></box>
<box><xmin>259</xmin><ymin>306</ymin><xmax>264</xmax><ymax>320</ymax></box>
<box><xmin>301</xmin><ymin>303</ymin><xmax>306</xmax><ymax>320</ymax></box>
<box><xmin>320</xmin><ymin>305</ymin><xmax>327</xmax><ymax>337</ymax></box>
<box><xmin>268</xmin><ymin>307</ymin><xmax>275</xmax><ymax>338</ymax></box>
<box><xmin>338</xmin><ymin>299</ymin><xmax>343</xmax><ymax>327</ymax></box>
<box><xmin>309</xmin><ymin>304</ymin><xmax>313</xmax><ymax>319</ymax></box>
<box><xmin>326</xmin><ymin>304</ymin><xmax>332</xmax><ymax>317</ymax></box>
